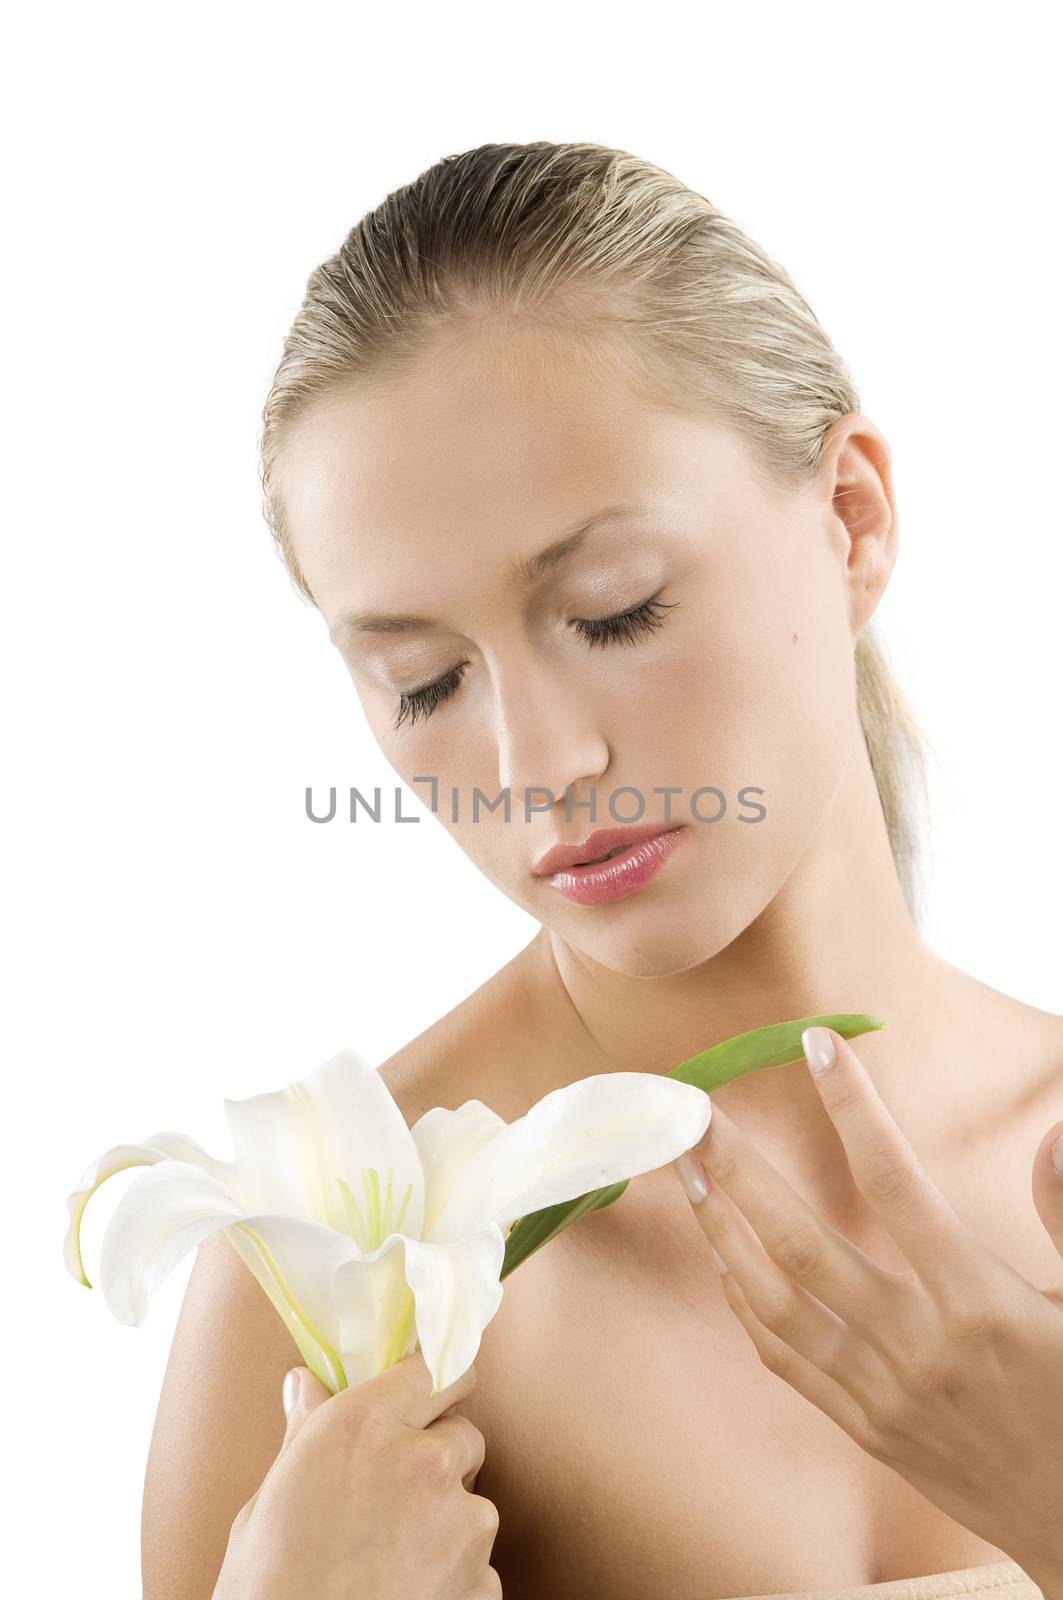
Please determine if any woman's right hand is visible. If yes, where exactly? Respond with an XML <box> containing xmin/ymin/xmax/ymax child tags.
<box><xmin>211</xmin><ymin>1350</ymin><xmax>501</xmax><ymax>1599</ymax></box>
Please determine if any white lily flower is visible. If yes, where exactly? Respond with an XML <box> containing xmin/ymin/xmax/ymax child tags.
<box><xmin>64</xmin><ymin>1049</ymin><xmax>712</xmax><ymax>1396</ymax></box>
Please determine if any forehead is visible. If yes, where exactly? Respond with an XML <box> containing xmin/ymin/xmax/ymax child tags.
<box><xmin>275</xmin><ymin>321</ymin><xmax>752</xmax><ymax>602</ymax></box>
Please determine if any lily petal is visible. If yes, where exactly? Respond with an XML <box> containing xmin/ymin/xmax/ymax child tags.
<box><xmin>223</xmin><ymin>1215</ymin><xmax>362</xmax><ymax>1393</ymax></box>
<box><xmin>224</xmin><ymin>1049</ymin><xmax>426</xmax><ymax>1239</ymax></box>
<box><xmin>63</xmin><ymin>1133</ymin><xmax>236</xmax><ymax>1288</ymax></box>
<box><xmin>411</xmin><ymin>1100</ymin><xmax>507</xmax><ymax>1239</ymax></box>
<box><xmin>331</xmin><ymin>1231</ymin><xmax>420</xmax><ymax>1389</ymax></box>
<box><xmin>99</xmin><ymin>1159</ymin><xmax>247</xmax><ymax>1324</ymax></box>
<box><xmin>96</xmin><ymin>1158</ymin><xmax>361</xmax><ymax>1392</ymax></box>
<box><xmin>431</xmin><ymin>1073</ymin><xmax>712</xmax><ymax>1240</ymax></box>
<box><xmin>335</xmin><ymin>1223</ymin><xmax>506</xmax><ymax>1396</ymax></box>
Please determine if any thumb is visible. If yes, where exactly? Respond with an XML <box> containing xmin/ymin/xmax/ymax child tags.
<box><xmin>277</xmin><ymin>1365</ymin><xmax>331</xmax><ymax>1453</ymax></box>
<box><xmin>1032</xmin><ymin>1119</ymin><xmax>1063</xmax><ymax>1306</ymax></box>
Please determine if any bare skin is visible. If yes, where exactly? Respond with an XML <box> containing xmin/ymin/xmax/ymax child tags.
<box><xmin>211</xmin><ymin>1354</ymin><xmax>500</xmax><ymax>1600</ymax></box>
<box><xmin>141</xmin><ymin>315</ymin><xmax>1063</xmax><ymax>1598</ymax></box>
<box><xmin>385</xmin><ymin>934</ymin><xmax>1063</xmax><ymax>1598</ymax></box>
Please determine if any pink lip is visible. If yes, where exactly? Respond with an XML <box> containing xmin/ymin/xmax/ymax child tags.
<box><xmin>535</xmin><ymin>826</ymin><xmax>686</xmax><ymax>906</ymax></box>
<box><xmin>534</xmin><ymin>822</ymin><xmax>684</xmax><ymax>877</ymax></box>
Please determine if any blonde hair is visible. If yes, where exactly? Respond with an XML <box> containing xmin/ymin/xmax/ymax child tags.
<box><xmin>258</xmin><ymin>140</ymin><xmax>933</xmax><ymax>922</ymax></box>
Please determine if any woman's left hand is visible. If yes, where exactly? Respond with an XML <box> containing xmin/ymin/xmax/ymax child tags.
<box><xmin>672</xmin><ymin>1026</ymin><xmax>1063</xmax><ymax>1592</ymax></box>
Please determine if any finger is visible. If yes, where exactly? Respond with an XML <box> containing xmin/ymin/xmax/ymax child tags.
<box><xmin>424</xmin><ymin>1412</ymin><xmax>487</xmax><ymax>1492</ymax></box>
<box><xmin>1031</xmin><ymin>1118</ymin><xmax>1063</xmax><ymax>1309</ymax></box>
<box><xmin>675</xmin><ymin>1155</ymin><xmax>884</xmax><ymax>1396</ymax></box>
<box><xmin>436</xmin><ymin>1399</ymin><xmax>484</xmax><ymax>1487</ymax></box>
<box><xmin>799</xmin><ymin>1027</ymin><xmax>989</xmax><ymax>1295</ymax></box>
<box><xmin>715</xmin><ymin>1262</ymin><xmax>878</xmax><ymax>1455</ymax></box>
<box><xmin>347</xmin><ymin>1349</ymin><xmax>478</xmax><ymax>1433</ymax></box>
<box><xmin>277</xmin><ymin>1366</ymin><xmax>332</xmax><ymax>1452</ymax></box>
<box><xmin>681</xmin><ymin>1101</ymin><xmax>896</xmax><ymax>1337</ymax></box>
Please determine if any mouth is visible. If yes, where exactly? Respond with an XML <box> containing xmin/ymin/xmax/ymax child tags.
<box><xmin>577</xmin><ymin>845</ymin><xmax>630</xmax><ymax>867</ymax></box>
<box><xmin>533</xmin><ymin>823</ymin><xmax>685</xmax><ymax>879</ymax></box>
<box><xmin>534</xmin><ymin>826</ymin><xmax>687</xmax><ymax>904</ymax></box>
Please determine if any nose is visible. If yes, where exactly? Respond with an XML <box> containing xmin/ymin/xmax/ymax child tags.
<box><xmin>493</xmin><ymin>658</ymin><xmax>610</xmax><ymax>816</ymax></box>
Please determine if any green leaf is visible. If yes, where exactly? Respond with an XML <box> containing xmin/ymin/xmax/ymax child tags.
<box><xmin>664</xmin><ymin>1011</ymin><xmax>886</xmax><ymax>1092</ymax></box>
<box><xmin>498</xmin><ymin>1180</ymin><xmax>630</xmax><ymax>1281</ymax></box>
<box><xmin>499</xmin><ymin>1011</ymin><xmax>885</xmax><ymax>1280</ymax></box>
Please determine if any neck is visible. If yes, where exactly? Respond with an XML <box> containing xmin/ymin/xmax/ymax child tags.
<box><xmin>536</xmin><ymin>736</ymin><xmax>950</xmax><ymax>1204</ymax></box>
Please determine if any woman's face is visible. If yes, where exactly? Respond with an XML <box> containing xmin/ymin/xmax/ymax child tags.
<box><xmin>278</xmin><ymin>319</ymin><xmax>886</xmax><ymax>978</ymax></box>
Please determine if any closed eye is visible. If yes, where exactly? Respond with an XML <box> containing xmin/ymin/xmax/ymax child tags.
<box><xmin>571</xmin><ymin>592</ymin><xmax>678</xmax><ymax>649</ymax></box>
<box><xmin>391</xmin><ymin>592</ymin><xmax>680</xmax><ymax>731</ymax></box>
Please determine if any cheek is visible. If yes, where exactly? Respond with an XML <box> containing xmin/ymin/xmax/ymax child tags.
<box><xmin>629</xmin><ymin>564</ymin><xmax>857</xmax><ymax>845</ymax></box>
<box><xmin>370</xmin><ymin>695</ymin><xmax>481</xmax><ymax>777</ymax></box>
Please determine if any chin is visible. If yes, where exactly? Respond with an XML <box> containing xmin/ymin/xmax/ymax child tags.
<box><xmin>555</xmin><ymin>893</ymin><xmax>752</xmax><ymax>980</ymax></box>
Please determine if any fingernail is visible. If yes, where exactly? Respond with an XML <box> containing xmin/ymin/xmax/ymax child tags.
<box><xmin>1052</xmin><ymin>1132</ymin><xmax>1063</xmax><ymax>1177</ymax></box>
<box><xmin>675</xmin><ymin>1151</ymin><xmax>710</xmax><ymax>1205</ymax></box>
<box><xmin>802</xmin><ymin>1027</ymin><xmax>836</xmax><ymax>1074</ymax></box>
<box><xmin>711</xmin><ymin>1246</ymin><xmax>729</xmax><ymax>1275</ymax></box>
<box><xmin>282</xmin><ymin>1369</ymin><xmax>301</xmax><ymax>1419</ymax></box>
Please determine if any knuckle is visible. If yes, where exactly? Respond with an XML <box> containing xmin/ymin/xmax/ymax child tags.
<box><xmin>346</xmin><ymin>1395</ymin><xmax>394</xmax><ymax>1439</ymax></box>
<box><xmin>898</xmin><ymin>1341</ymin><xmax>962</xmax><ymax>1405</ymax></box>
<box><xmin>943</xmin><ymin>1298</ymin><xmax>1007</xmax><ymax>1350</ymax></box>
<box><xmin>861</xmin><ymin>1149</ymin><xmax>920</xmax><ymax>1209</ymax></box>
<box><xmin>697</xmin><ymin>1139</ymin><xmax>739</xmax><ymax>1190</ymax></box>
<box><xmin>755</xmin><ymin>1283</ymin><xmax>803</xmax><ymax>1343</ymax></box>
<box><xmin>408</xmin><ymin>1434</ymin><xmax>455</xmax><ymax>1488</ymax></box>
<box><xmin>866</xmin><ymin>1384</ymin><xmax>914</xmax><ymax>1437</ymax></box>
<box><xmin>816</xmin><ymin>1319</ymin><xmax>854</xmax><ymax>1382</ymax></box>
<box><xmin>907</xmin><ymin>1352</ymin><xmax>948</xmax><ymax>1399</ymax></box>
<box><xmin>451</xmin><ymin>1413</ymin><xmax>486</xmax><ymax>1464</ymax></box>
<box><xmin>705</xmin><ymin>1142</ymin><xmax>742</xmax><ymax>1187</ymax></box>
<box><xmin>822</xmin><ymin>1073</ymin><xmax>863</xmax><ymax>1117</ymax></box>
<box><xmin>461</xmin><ymin>1415</ymin><xmax>487</xmax><ymax>1451</ymax></box>
<box><xmin>771</xmin><ymin>1223</ymin><xmax>823</xmax><ymax>1281</ymax></box>
<box><xmin>474</xmin><ymin>1494</ymin><xmax>501</xmax><ymax>1539</ymax></box>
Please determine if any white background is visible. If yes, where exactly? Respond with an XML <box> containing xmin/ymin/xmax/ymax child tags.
<box><xmin>4</xmin><ymin>3</ymin><xmax>1060</xmax><ymax>1593</ymax></box>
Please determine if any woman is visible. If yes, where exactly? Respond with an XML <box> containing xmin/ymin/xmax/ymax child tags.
<box><xmin>141</xmin><ymin>141</ymin><xmax>1063</xmax><ymax>1599</ymax></box>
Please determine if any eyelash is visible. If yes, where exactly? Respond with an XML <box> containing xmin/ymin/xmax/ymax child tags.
<box><xmin>392</xmin><ymin>592</ymin><xmax>679</xmax><ymax>731</ymax></box>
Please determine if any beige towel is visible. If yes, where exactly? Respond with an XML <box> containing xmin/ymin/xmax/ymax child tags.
<box><xmin>721</xmin><ymin>1558</ymin><xmax>1043</xmax><ymax>1600</ymax></box>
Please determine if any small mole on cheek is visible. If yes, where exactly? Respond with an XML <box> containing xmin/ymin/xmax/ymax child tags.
<box><xmin>792</xmin><ymin>632</ymin><xmax>799</xmax><ymax>644</ymax></box>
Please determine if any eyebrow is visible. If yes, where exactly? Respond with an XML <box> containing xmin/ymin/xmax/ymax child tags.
<box><xmin>328</xmin><ymin>502</ymin><xmax>656</xmax><ymax>640</ymax></box>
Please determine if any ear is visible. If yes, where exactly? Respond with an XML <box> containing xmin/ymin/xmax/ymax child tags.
<box><xmin>817</xmin><ymin>413</ymin><xmax>899</xmax><ymax>637</ymax></box>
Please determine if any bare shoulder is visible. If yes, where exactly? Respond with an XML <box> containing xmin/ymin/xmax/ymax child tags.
<box><xmin>948</xmin><ymin>968</ymin><xmax>1063</xmax><ymax>1287</ymax></box>
<box><xmin>1025</xmin><ymin>1001</ymin><xmax>1063</xmax><ymax>1111</ymax></box>
<box><xmin>141</xmin><ymin>1225</ymin><xmax>302</xmax><ymax>1599</ymax></box>
<box><xmin>925</xmin><ymin>951</ymin><xmax>1063</xmax><ymax>1117</ymax></box>
<box><xmin>1011</xmin><ymin>994</ymin><xmax>1063</xmax><ymax>1138</ymax></box>
<box><xmin>142</xmin><ymin>933</ymin><xmax>555</xmax><ymax>1598</ymax></box>
<box><xmin>968</xmin><ymin>964</ymin><xmax>1061</xmax><ymax>1109</ymax></box>
<box><xmin>929</xmin><ymin>959</ymin><xmax>1063</xmax><ymax>1287</ymax></box>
